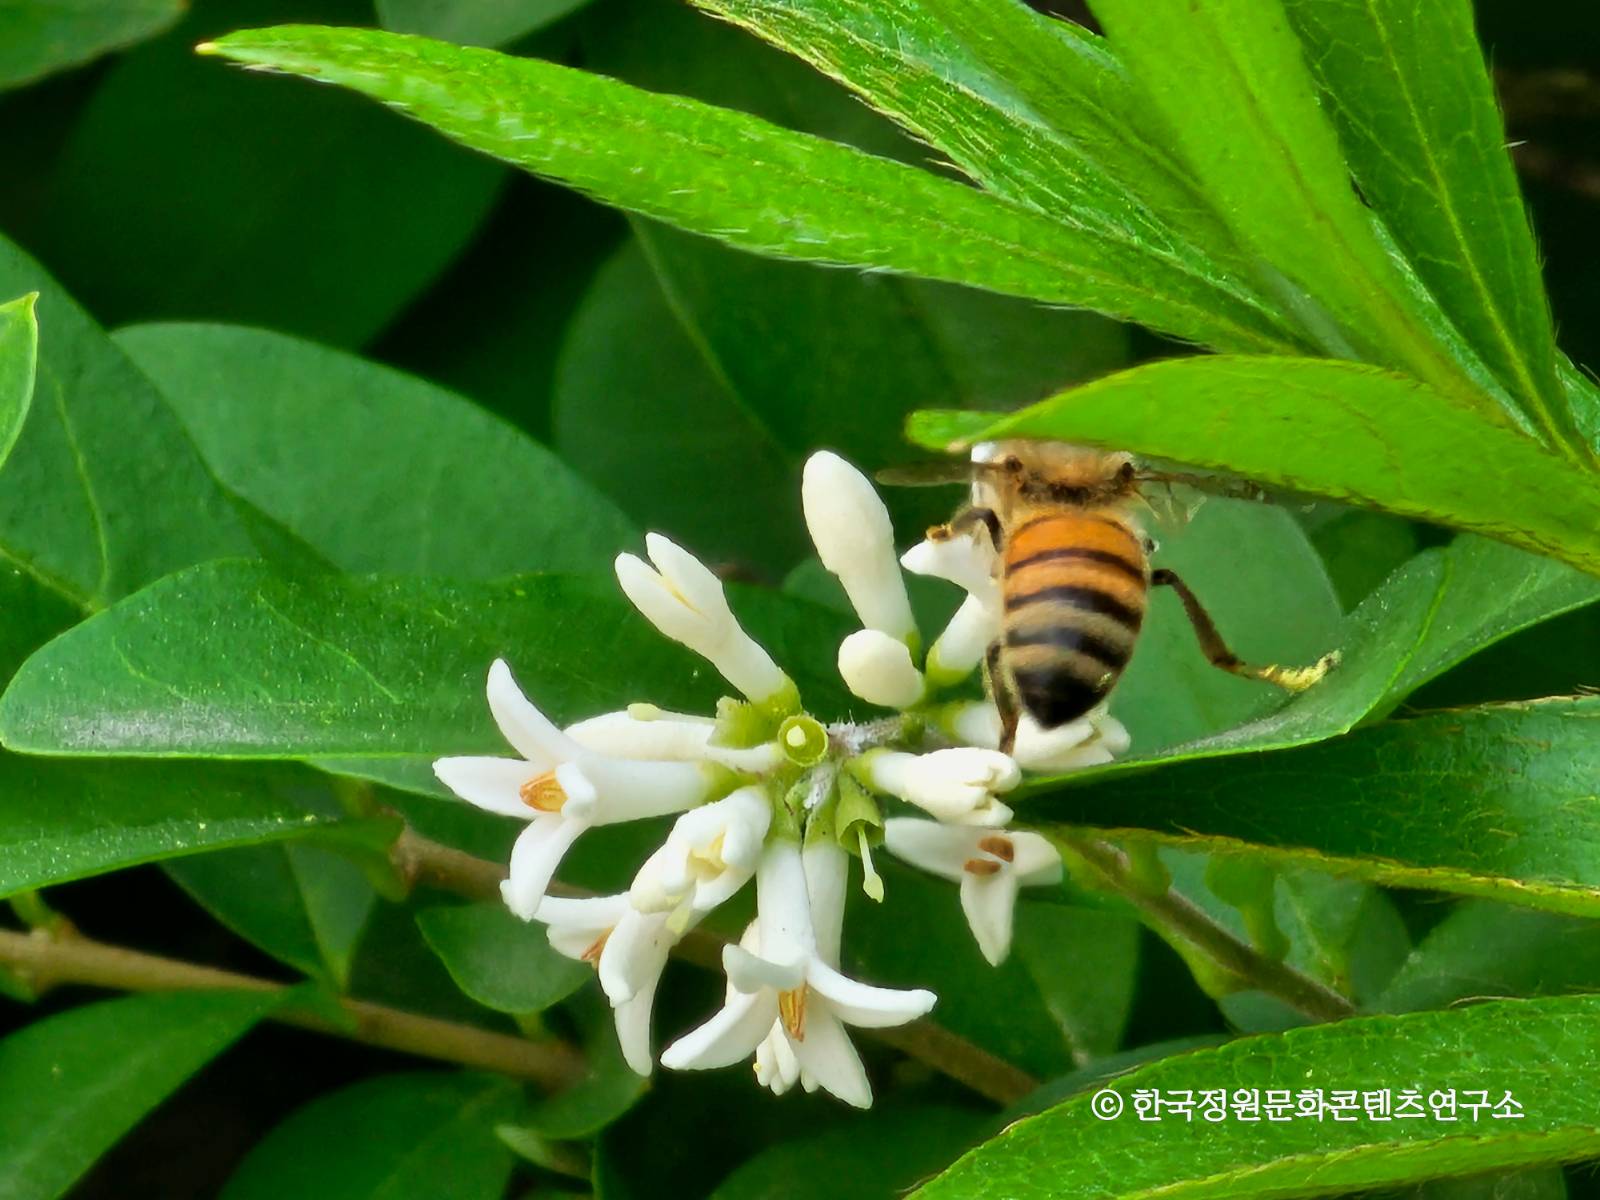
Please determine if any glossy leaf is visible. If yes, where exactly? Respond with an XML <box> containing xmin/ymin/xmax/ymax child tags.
<box><xmin>687</xmin><ymin>0</ymin><xmax>1288</xmax><ymax>354</ymax></box>
<box><xmin>1033</xmin><ymin>699</ymin><xmax>1600</xmax><ymax>918</ymax></box>
<box><xmin>0</xmin><ymin>561</ymin><xmax>857</xmax><ymax>757</ymax></box>
<box><xmin>1284</xmin><ymin>0</ymin><xmax>1564</xmax><ymax>434</ymax></box>
<box><xmin>200</xmin><ymin>26</ymin><xmax>1299</xmax><ymax>353</ymax></box>
<box><xmin>0</xmin><ymin>0</ymin><xmax>182</xmax><ymax>89</ymax></box>
<box><xmin>416</xmin><ymin>902</ymin><xmax>589</xmax><ymax>1014</ymax></box>
<box><xmin>0</xmin><ymin>754</ymin><xmax>397</xmax><ymax>899</ymax></box>
<box><xmin>0</xmin><ymin>294</ymin><xmax>36</xmax><ymax>475</ymax></box>
<box><xmin>0</xmin><ymin>235</ymin><xmax>254</xmax><ymax>610</ymax></box>
<box><xmin>908</xmin><ymin>356</ymin><xmax>1600</xmax><ymax>577</ymax></box>
<box><xmin>115</xmin><ymin>323</ymin><xmax>636</xmax><ymax>578</ymax></box>
<box><xmin>0</xmin><ymin>990</ymin><xmax>276</xmax><ymax>1200</ymax></box>
<box><xmin>712</xmin><ymin>1105</ymin><xmax>985</xmax><ymax>1200</ymax></box>
<box><xmin>219</xmin><ymin>1072</ymin><xmax>519</xmax><ymax>1200</ymax></box>
<box><xmin>521</xmin><ymin>994</ymin><xmax>648</xmax><ymax>1140</ymax></box>
<box><xmin>30</xmin><ymin>1</ymin><xmax>503</xmax><ymax>347</ymax></box>
<box><xmin>166</xmin><ymin>844</ymin><xmax>378</xmax><ymax>987</ymax></box>
<box><xmin>376</xmin><ymin>0</ymin><xmax>593</xmax><ymax>47</ymax></box>
<box><xmin>1087</xmin><ymin>0</ymin><xmax>1491</xmax><ymax>409</ymax></box>
<box><xmin>1012</xmin><ymin>905</ymin><xmax>1140</xmax><ymax>1065</ymax></box>
<box><xmin>1376</xmin><ymin>901</ymin><xmax>1600</xmax><ymax>1014</ymax></box>
<box><xmin>917</xmin><ymin>996</ymin><xmax>1600</xmax><ymax>1199</ymax></box>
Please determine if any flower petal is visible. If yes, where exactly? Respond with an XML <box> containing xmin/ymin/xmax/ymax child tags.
<box><xmin>837</xmin><ymin>629</ymin><xmax>924</xmax><ymax>709</ymax></box>
<box><xmin>485</xmin><ymin>659</ymin><xmax>577</xmax><ymax>764</ymax></box>
<box><xmin>959</xmin><ymin>869</ymin><xmax>1022</xmax><ymax>966</ymax></box>
<box><xmin>659</xmin><ymin>991</ymin><xmax>776</xmax><ymax>1071</ymax></box>
<box><xmin>802</xmin><ymin>841</ymin><xmax>850</xmax><ymax>966</ymax></box>
<box><xmin>431</xmin><ymin>756</ymin><xmax>537</xmax><ymax>819</ymax></box>
<box><xmin>598</xmin><ymin>909</ymin><xmax>674</xmax><ymax>1006</ymax></box>
<box><xmin>802</xmin><ymin>451</ymin><xmax>915</xmax><ymax>641</ymax></box>
<box><xmin>791</xmin><ymin>1005</ymin><xmax>873</xmax><ymax>1109</ymax></box>
<box><xmin>535</xmin><ymin>894</ymin><xmax>629</xmax><ymax>960</ymax></box>
<box><xmin>882</xmin><ymin>818</ymin><xmax>975</xmax><ymax>883</ymax></box>
<box><xmin>613</xmin><ymin>977</ymin><xmax>660</xmax><ymax>1076</ymax></box>
<box><xmin>723</xmin><ymin>943</ymin><xmax>806</xmax><ymax>994</ymax></box>
<box><xmin>754</xmin><ymin>1022</ymin><xmax>801</xmax><ymax>1095</ymax></box>
<box><xmin>1010</xmin><ymin>831</ymin><xmax>1065</xmax><ymax>887</ymax></box>
<box><xmin>805</xmin><ymin>961</ymin><xmax>937</xmax><ymax>1028</ymax></box>
<box><xmin>500</xmin><ymin>816</ymin><xmax>585</xmax><ymax>921</ymax></box>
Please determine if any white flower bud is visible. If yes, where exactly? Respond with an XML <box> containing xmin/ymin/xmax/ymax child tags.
<box><xmin>836</xmin><ymin>629</ymin><xmax>925</xmax><ymax>709</ymax></box>
<box><xmin>802</xmin><ymin>452</ymin><xmax>916</xmax><ymax>643</ymax></box>
<box><xmin>902</xmin><ymin>534</ymin><xmax>1001</xmax><ymax>687</ymax></box>
<box><xmin>855</xmin><ymin>748</ymin><xmax>1019</xmax><ymax>826</ymax></box>
<box><xmin>616</xmin><ymin>533</ymin><xmax>794</xmax><ymax>708</ymax></box>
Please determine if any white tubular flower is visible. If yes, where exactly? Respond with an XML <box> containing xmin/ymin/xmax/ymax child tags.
<box><xmin>660</xmin><ymin>840</ymin><xmax>935</xmax><ymax>1108</ymax></box>
<box><xmin>433</xmin><ymin>660</ymin><xmax>722</xmax><ymax>920</ymax></box>
<box><xmin>855</xmin><ymin>748</ymin><xmax>1019</xmax><ymax>826</ymax></box>
<box><xmin>901</xmin><ymin>534</ymin><xmax>1001</xmax><ymax>686</ymax></box>
<box><xmin>615</xmin><ymin>533</ymin><xmax>794</xmax><ymax>708</ymax></box>
<box><xmin>802</xmin><ymin>452</ymin><xmax>916</xmax><ymax>644</ymax></box>
<box><xmin>883</xmin><ymin>820</ymin><xmax>1063</xmax><ymax>966</ymax></box>
<box><xmin>629</xmin><ymin>785</ymin><xmax>771</xmax><ymax>920</ymax></box>
<box><xmin>535</xmin><ymin>895</ymin><xmax>678</xmax><ymax>1075</ymax></box>
<box><xmin>937</xmin><ymin>702</ymin><xmax>1131</xmax><ymax>773</ymax></box>
<box><xmin>566</xmin><ymin>709</ymin><xmax>781</xmax><ymax>774</ymax></box>
<box><xmin>837</xmin><ymin>629</ymin><xmax>924</xmax><ymax>709</ymax></box>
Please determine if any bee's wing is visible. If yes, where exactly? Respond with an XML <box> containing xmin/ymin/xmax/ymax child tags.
<box><xmin>1135</xmin><ymin>470</ymin><xmax>1268</xmax><ymax>504</ymax></box>
<box><xmin>874</xmin><ymin>461</ymin><xmax>979</xmax><ymax>487</ymax></box>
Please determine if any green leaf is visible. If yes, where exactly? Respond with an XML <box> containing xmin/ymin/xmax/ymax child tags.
<box><xmin>166</xmin><ymin>843</ymin><xmax>377</xmax><ymax>988</ymax></box>
<box><xmin>1086</xmin><ymin>0</ymin><xmax>1495</xmax><ymax>412</ymax></box>
<box><xmin>114</xmin><ymin>323</ymin><xmax>636</xmax><ymax>578</ymax></box>
<box><xmin>686</xmin><ymin>0</ymin><xmax>1289</xmax><ymax>354</ymax></box>
<box><xmin>0</xmin><ymin>235</ymin><xmax>255</xmax><ymax>609</ymax></box>
<box><xmin>1283</xmin><ymin>0</ymin><xmax>1564</xmax><ymax>435</ymax></box>
<box><xmin>416</xmin><ymin>901</ymin><xmax>589</xmax><ymax>1014</ymax></box>
<box><xmin>1376</xmin><ymin>900</ymin><xmax>1600</xmax><ymax>1014</ymax></box>
<box><xmin>376</xmin><ymin>0</ymin><xmax>593</xmax><ymax>47</ymax></box>
<box><xmin>199</xmin><ymin>25</ymin><xmax>1301</xmax><ymax>353</ymax></box>
<box><xmin>219</xmin><ymin>1072</ymin><xmax>519</xmax><ymax>1200</ymax></box>
<box><xmin>1012</xmin><ymin>904</ymin><xmax>1140</xmax><ymax>1065</ymax></box>
<box><xmin>908</xmin><ymin>356</ymin><xmax>1600</xmax><ymax>577</ymax></box>
<box><xmin>1033</xmin><ymin>698</ymin><xmax>1600</xmax><ymax>918</ymax></box>
<box><xmin>0</xmin><ymin>294</ymin><xmax>36</xmax><ymax>475</ymax></box>
<box><xmin>711</xmin><ymin>1105</ymin><xmax>985</xmax><ymax>1200</ymax></box>
<box><xmin>0</xmin><ymin>0</ymin><xmax>182</xmax><ymax>90</ymax></box>
<box><xmin>0</xmin><ymin>754</ymin><xmax>397</xmax><ymax>899</ymax></box>
<box><xmin>0</xmin><ymin>990</ymin><xmax>276</xmax><ymax>1200</ymax></box>
<box><xmin>917</xmin><ymin>996</ymin><xmax>1600</xmax><ymax>1199</ymax></box>
<box><xmin>28</xmin><ymin>1</ymin><xmax>503</xmax><ymax>348</ymax></box>
<box><xmin>0</xmin><ymin>561</ymin><xmax>856</xmax><ymax>757</ymax></box>
<box><xmin>521</xmin><ymin>993</ymin><xmax>648</xmax><ymax>1140</ymax></box>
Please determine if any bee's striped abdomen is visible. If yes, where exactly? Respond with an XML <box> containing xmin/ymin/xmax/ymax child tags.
<box><xmin>1001</xmin><ymin>512</ymin><xmax>1148</xmax><ymax>728</ymax></box>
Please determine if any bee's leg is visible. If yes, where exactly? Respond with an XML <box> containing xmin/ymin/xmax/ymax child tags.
<box><xmin>927</xmin><ymin>506</ymin><xmax>1002</xmax><ymax>552</ymax></box>
<box><xmin>1151</xmin><ymin>568</ymin><xmax>1340</xmax><ymax>691</ymax></box>
<box><xmin>985</xmin><ymin>640</ymin><xmax>1023</xmax><ymax>755</ymax></box>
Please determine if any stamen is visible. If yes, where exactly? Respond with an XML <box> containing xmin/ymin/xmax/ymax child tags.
<box><xmin>778</xmin><ymin>986</ymin><xmax>808</xmax><ymax>1040</ymax></box>
<box><xmin>977</xmin><ymin>835</ymin><xmax>1015</xmax><ymax>862</ymax></box>
<box><xmin>964</xmin><ymin>858</ymin><xmax>1003</xmax><ymax>877</ymax></box>
<box><xmin>519</xmin><ymin>770</ymin><xmax>567</xmax><ymax>811</ymax></box>
<box><xmin>580</xmin><ymin>930</ymin><xmax>611</xmax><ymax>966</ymax></box>
<box><xmin>858</xmin><ymin>827</ymin><xmax>885</xmax><ymax>903</ymax></box>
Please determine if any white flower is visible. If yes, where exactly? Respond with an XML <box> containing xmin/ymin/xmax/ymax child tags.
<box><xmin>615</xmin><ymin>533</ymin><xmax>794</xmax><ymax>708</ymax></box>
<box><xmin>660</xmin><ymin>840</ymin><xmax>935</xmax><ymax>1108</ymax></box>
<box><xmin>802</xmin><ymin>452</ymin><xmax>916</xmax><ymax>644</ymax></box>
<box><xmin>901</xmin><ymin>533</ymin><xmax>1000</xmax><ymax>685</ymax></box>
<box><xmin>836</xmin><ymin>629</ymin><xmax>924</xmax><ymax>709</ymax></box>
<box><xmin>939</xmin><ymin>701</ymin><xmax>1132</xmax><ymax>773</ymax></box>
<box><xmin>630</xmin><ymin>785</ymin><xmax>771</xmax><ymax>921</ymax></box>
<box><xmin>566</xmin><ymin>708</ymin><xmax>781</xmax><ymax>774</ymax></box>
<box><xmin>535</xmin><ymin>894</ymin><xmax>679</xmax><ymax>1075</ymax></box>
<box><xmin>854</xmin><ymin>747</ymin><xmax>1019</xmax><ymax>826</ymax></box>
<box><xmin>433</xmin><ymin>660</ymin><xmax>723</xmax><ymax>920</ymax></box>
<box><xmin>883</xmin><ymin>820</ymin><xmax>1063</xmax><ymax>965</ymax></box>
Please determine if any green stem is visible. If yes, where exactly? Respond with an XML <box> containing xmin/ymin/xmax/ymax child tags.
<box><xmin>1057</xmin><ymin>832</ymin><xmax>1356</xmax><ymax>1025</ymax></box>
<box><xmin>0</xmin><ymin>925</ymin><xmax>586</xmax><ymax>1089</ymax></box>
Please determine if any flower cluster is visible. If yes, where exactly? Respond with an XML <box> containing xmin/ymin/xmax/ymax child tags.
<box><xmin>434</xmin><ymin>451</ymin><xmax>1127</xmax><ymax>1106</ymax></box>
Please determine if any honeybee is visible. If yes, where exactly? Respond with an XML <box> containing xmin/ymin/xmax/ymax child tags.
<box><xmin>883</xmin><ymin>440</ymin><xmax>1338</xmax><ymax>754</ymax></box>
